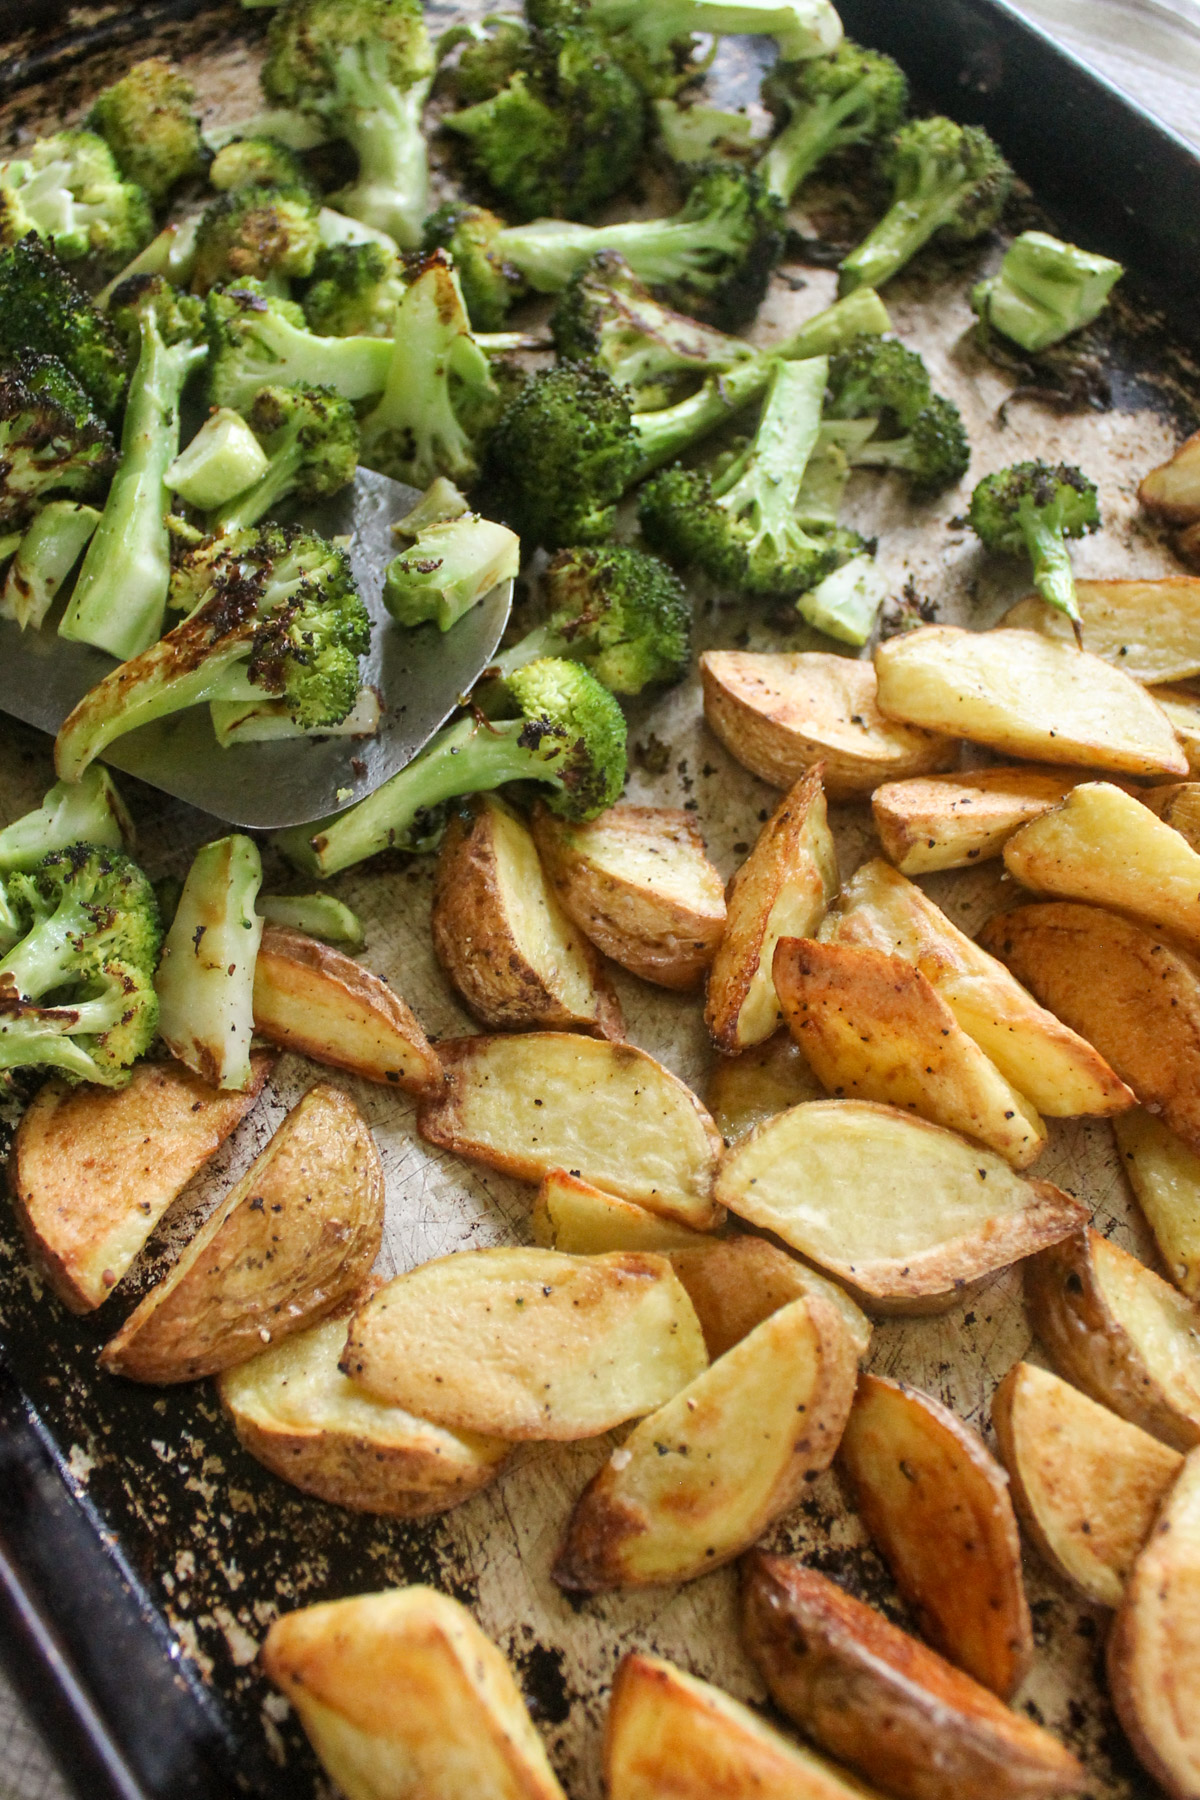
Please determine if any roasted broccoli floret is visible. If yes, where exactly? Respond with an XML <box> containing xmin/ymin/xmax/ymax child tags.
<box><xmin>261</xmin><ymin>0</ymin><xmax>436</xmax><ymax>246</ymax></box>
<box><xmin>590</xmin><ymin>0</ymin><xmax>842</xmax><ymax>69</ymax></box>
<box><xmin>59</xmin><ymin>275</ymin><xmax>208</xmax><ymax>660</ymax></box>
<box><xmin>190</xmin><ymin>183</ymin><xmax>322</xmax><ymax>295</ymax></box>
<box><xmin>0</xmin><ymin>236</ymin><xmax>130</xmax><ymax>421</ymax></box>
<box><xmin>302</xmin><ymin>238</ymin><xmax>405</xmax><ymax>335</ymax></box>
<box><xmin>968</xmin><ymin>460</ymin><xmax>1100</xmax><ymax>638</ymax></box>
<box><xmin>86</xmin><ymin>58</ymin><xmax>208</xmax><ymax>204</ymax></box>
<box><xmin>55</xmin><ymin>524</ymin><xmax>371</xmax><ymax>780</ymax></box>
<box><xmin>384</xmin><ymin>508</ymin><xmax>520</xmax><ymax>630</ymax></box>
<box><xmin>839</xmin><ymin>116</ymin><xmax>1013</xmax><ymax>295</ymax></box>
<box><xmin>205</xmin><ymin>278</ymin><xmax>392</xmax><ymax>410</ymax></box>
<box><xmin>275</xmin><ymin>654</ymin><xmax>626</xmax><ymax>874</ymax></box>
<box><xmin>421</xmin><ymin>199</ymin><xmax>522</xmax><ymax>329</ymax></box>
<box><xmin>0</xmin><ymin>130</ymin><xmax>153</xmax><ymax>269</ymax></box>
<box><xmin>833</xmin><ymin>391</ymin><xmax>969</xmax><ymax>497</ymax></box>
<box><xmin>0</xmin><ymin>768</ymin><xmax>134</xmax><ymax>876</ymax></box>
<box><xmin>971</xmin><ymin>230</ymin><xmax>1123</xmax><ymax>354</ymax></box>
<box><xmin>760</xmin><ymin>40</ymin><xmax>908</xmax><ymax>202</ymax></box>
<box><xmin>0</xmin><ymin>844</ymin><xmax>161</xmax><ymax>1087</ymax></box>
<box><xmin>214</xmin><ymin>382</ymin><xmax>359</xmax><ymax>529</ymax></box>
<box><xmin>439</xmin><ymin>16</ymin><xmax>531</xmax><ymax>106</ymax></box>
<box><xmin>489</xmin><ymin>543</ymin><xmax>690</xmax><ymax>692</ymax></box>
<box><xmin>481</xmin><ymin>359</ymin><xmax>637</xmax><ymax>547</ymax></box>
<box><xmin>0</xmin><ymin>501</ymin><xmax>101</xmax><ymax>630</ymax></box>
<box><xmin>823</xmin><ymin>335</ymin><xmax>970</xmax><ymax>496</ymax></box>
<box><xmin>0</xmin><ymin>352</ymin><xmax>116</xmax><ymax>532</ymax></box>
<box><xmin>209</xmin><ymin>134</ymin><xmax>312</xmax><ymax>193</ymax></box>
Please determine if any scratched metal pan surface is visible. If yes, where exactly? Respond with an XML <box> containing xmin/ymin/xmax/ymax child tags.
<box><xmin>0</xmin><ymin>1</ymin><xmax>1198</xmax><ymax>1797</ymax></box>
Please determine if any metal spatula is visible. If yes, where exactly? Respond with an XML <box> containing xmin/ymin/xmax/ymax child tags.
<box><xmin>0</xmin><ymin>470</ymin><xmax>513</xmax><ymax>830</ymax></box>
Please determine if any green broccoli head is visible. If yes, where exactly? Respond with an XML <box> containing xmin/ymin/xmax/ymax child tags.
<box><xmin>441</xmin><ymin>15</ymin><xmax>531</xmax><ymax>106</ymax></box>
<box><xmin>86</xmin><ymin>58</ymin><xmax>208</xmax><ymax>204</ymax></box>
<box><xmin>421</xmin><ymin>200</ymin><xmax>522</xmax><ymax>329</ymax></box>
<box><xmin>302</xmin><ymin>239</ymin><xmax>406</xmax><ymax>336</ymax></box>
<box><xmin>210</xmin><ymin>136</ymin><xmax>313</xmax><ymax>195</ymax></box>
<box><xmin>190</xmin><ymin>184</ymin><xmax>321</xmax><ymax>295</ymax></box>
<box><xmin>0</xmin><ymin>130</ymin><xmax>153</xmax><ymax>269</ymax></box>
<box><xmin>639</xmin><ymin>461</ymin><xmax>846</xmax><ymax>596</ymax></box>
<box><xmin>541</xmin><ymin>543</ymin><xmax>691</xmax><ymax>691</ymax></box>
<box><xmin>263</xmin><ymin>0</ymin><xmax>434</xmax><ymax>103</ymax></box>
<box><xmin>969</xmin><ymin>459</ymin><xmax>1099</xmax><ymax>633</ymax></box>
<box><xmin>826</xmin><ymin>335</ymin><xmax>931</xmax><ymax>432</ymax></box>
<box><xmin>505</xmin><ymin>653</ymin><xmax>627</xmax><ymax>817</ymax></box>
<box><xmin>760</xmin><ymin>40</ymin><xmax>908</xmax><ymax>201</ymax></box>
<box><xmin>107</xmin><ymin>271</ymin><xmax>206</xmax><ymax>353</ymax></box>
<box><xmin>0</xmin><ymin>236</ymin><xmax>130</xmax><ymax>420</ymax></box>
<box><xmin>0</xmin><ymin>352</ymin><xmax>116</xmax><ymax>530</ymax></box>
<box><xmin>203</xmin><ymin>278</ymin><xmax>392</xmax><ymax>412</ymax></box>
<box><xmin>632</xmin><ymin>161</ymin><xmax>786</xmax><ymax>329</ymax></box>
<box><xmin>215</xmin><ymin>381</ymin><xmax>360</xmax><ymax>529</ymax></box>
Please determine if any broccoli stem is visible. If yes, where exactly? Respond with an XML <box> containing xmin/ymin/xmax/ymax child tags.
<box><xmin>774</xmin><ymin>286</ymin><xmax>891</xmax><ymax>358</ymax></box>
<box><xmin>59</xmin><ymin>325</ymin><xmax>207</xmax><ymax>660</ymax></box>
<box><xmin>0</xmin><ymin>767</ymin><xmax>131</xmax><ymax>872</ymax></box>
<box><xmin>761</xmin><ymin>84</ymin><xmax>877</xmax><ymax>202</ymax></box>
<box><xmin>840</xmin><ymin>187</ymin><xmax>974</xmax><ymax>293</ymax></box>
<box><xmin>0</xmin><ymin>501</ymin><xmax>100</xmax><ymax>630</ymax></box>
<box><xmin>632</xmin><ymin>354</ymin><xmax>775</xmax><ymax>478</ymax></box>
<box><xmin>1021</xmin><ymin>506</ymin><xmax>1082</xmax><ymax>632</ymax></box>
<box><xmin>214</xmin><ymin>433</ymin><xmax>306</xmax><ymax>532</ymax></box>
<box><xmin>328</xmin><ymin>50</ymin><xmax>431</xmax><ymax>248</ymax></box>
<box><xmin>0</xmin><ymin>988</ymin><xmax>133</xmax><ymax>1083</ymax></box>
<box><xmin>711</xmin><ymin>356</ymin><xmax>827</xmax><ymax>540</ymax></box>
<box><xmin>488</xmin><ymin>622</ymin><xmax>561</xmax><ymax>683</ymax></box>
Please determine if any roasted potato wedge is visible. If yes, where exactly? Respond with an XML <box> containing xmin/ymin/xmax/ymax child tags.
<box><xmin>554</xmin><ymin>1294</ymin><xmax>856</xmax><ymax>1590</ymax></box>
<box><xmin>706</xmin><ymin>1032</ymin><xmax>825</xmax><ymax>1143</ymax></box>
<box><xmin>1149</xmin><ymin>683</ymin><xmax>1200</xmax><ymax>774</ymax></box>
<box><xmin>531</xmin><ymin>1168</ymin><xmax>706</xmax><ymax>1254</ymax></box>
<box><xmin>418</xmin><ymin>1033</ymin><xmax>724</xmax><ymax>1230</ymax></box>
<box><xmin>991</xmin><ymin>1361</ymin><xmax>1183</xmax><ymax>1608</ymax></box>
<box><xmin>1141</xmin><ymin>781</ymin><xmax>1200</xmax><ymax>852</ymax></box>
<box><xmin>741</xmin><ymin>1553</ymin><xmax>1085</xmax><ymax>1800</ymax></box>
<box><xmin>1139</xmin><ymin>429</ymin><xmax>1200</xmax><ymax>523</ymax></box>
<box><xmin>838</xmin><ymin>1373</ymin><xmax>1033</xmax><ymax>1698</ymax></box>
<box><xmin>1108</xmin><ymin>1447</ymin><xmax>1200</xmax><ymax>1800</ymax></box>
<box><xmin>9</xmin><ymin>1051</ymin><xmax>272</xmax><ymax>1313</ymax></box>
<box><xmin>431</xmin><ymin>796</ymin><xmax>623</xmax><ymax>1035</ymax></box>
<box><xmin>706</xmin><ymin>768</ymin><xmax>839</xmax><ymax>1052</ymax></box>
<box><xmin>714</xmin><ymin>1099</ymin><xmax>1084</xmax><ymax>1309</ymax></box>
<box><xmin>874</xmin><ymin>626</ymin><xmax>1187</xmax><ymax>777</ymax></box>
<box><xmin>532</xmin><ymin>804</ymin><xmax>726</xmax><ymax>992</ymax></box>
<box><xmin>219</xmin><ymin>1316</ymin><xmax>510</xmax><ymax>1515</ymax></box>
<box><xmin>605</xmin><ymin>1652</ymin><xmax>881</xmax><ymax>1800</ymax></box>
<box><xmin>701</xmin><ymin>650</ymin><xmax>957</xmax><ymax>801</ymax></box>
<box><xmin>1001</xmin><ymin>578</ymin><xmax>1200</xmax><ymax>683</ymax></box>
<box><xmin>871</xmin><ymin>767</ymin><xmax>1092</xmax><ymax>875</ymax></box>
<box><xmin>826</xmin><ymin>859</ymin><xmax>1131</xmax><ymax>1118</ymax></box>
<box><xmin>979</xmin><ymin>903</ymin><xmax>1200</xmax><ymax>1156</ymax></box>
<box><xmin>668</xmin><ymin>1235</ymin><xmax>871</xmax><ymax>1362</ymax></box>
<box><xmin>253</xmin><ymin>926</ymin><xmax>442</xmax><ymax>1093</ymax></box>
<box><xmin>262</xmin><ymin>1585</ymin><xmax>567</xmax><ymax>1800</ymax></box>
<box><xmin>1115</xmin><ymin>1110</ymin><xmax>1200</xmax><ymax>1296</ymax></box>
<box><xmin>341</xmin><ymin>1247</ymin><xmax>707</xmax><ymax>1441</ymax></box>
<box><xmin>1179</xmin><ymin>519</ymin><xmax>1200</xmax><ymax>570</ymax></box>
<box><xmin>773</xmin><ymin>937</ymin><xmax>1046</xmax><ymax>1167</ymax></box>
<box><xmin>1025</xmin><ymin>1228</ymin><xmax>1200</xmax><ymax>1452</ymax></box>
<box><xmin>100</xmin><ymin>1085</ymin><xmax>384</xmax><ymax>1385</ymax></box>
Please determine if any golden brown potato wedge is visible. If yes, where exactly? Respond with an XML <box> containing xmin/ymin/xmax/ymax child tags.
<box><xmin>667</xmin><ymin>1235</ymin><xmax>871</xmax><ymax>1361</ymax></box>
<box><xmin>430</xmin><ymin>796</ymin><xmax>623</xmax><ymax>1035</ymax></box>
<box><xmin>1141</xmin><ymin>781</ymin><xmax>1200</xmax><ymax>853</ymax></box>
<box><xmin>554</xmin><ymin>1294</ymin><xmax>856</xmax><ymax>1590</ymax></box>
<box><xmin>706</xmin><ymin>1032</ymin><xmax>825</xmax><ymax>1143</ymax></box>
<box><xmin>701</xmin><ymin>650</ymin><xmax>957</xmax><ymax>801</ymax></box>
<box><xmin>1004</xmin><ymin>781</ymin><xmax>1200</xmax><ymax>950</ymax></box>
<box><xmin>262</xmin><ymin>1585</ymin><xmax>567</xmax><ymax>1800</ymax></box>
<box><xmin>740</xmin><ymin>1553</ymin><xmax>1085</xmax><ymax>1800</ymax></box>
<box><xmin>1001</xmin><ymin>579</ymin><xmax>1200</xmax><ymax>683</ymax></box>
<box><xmin>706</xmin><ymin>768</ymin><xmax>839</xmax><ymax>1052</ymax></box>
<box><xmin>837</xmin><ymin>1373</ymin><xmax>1033</xmax><ymax>1698</ymax></box>
<box><xmin>991</xmin><ymin>1361</ymin><xmax>1183</xmax><ymax>1608</ymax></box>
<box><xmin>531</xmin><ymin>1168</ymin><xmax>705</xmax><ymax>1254</ymax></box>
<box><xmin>825</xmin><ymin>858</ymin><xmax>1131</xmax><ymax>1118</ymax></box>
<box><xmin>1115</xmin><ymin>1110</ymin><xmax>1200</xmax><ymax>1297</ymax></box>
<box><xmin>978</xmin><ymin>902</ymin><xmax>1200</xmax><ymax>1156</ymax></box>
<box><xmin>100</xmin><ymin>1085</ymin><xmax>384</xmax><ymax>1384</ymax></box>
<box><xmin>714</xmin><ymin>1099</ymin><xmax>1084</xmax><ymax>1310</ymax></box>
<box><xmin>9</xmin><ymin>1051</ymin><xmax>272</xmax><ymax>1313</ymax></box>
<box><xmin>871</xmin><ymin>767</ymin><xmax>1094</xmax><ymax>876</ymax></box>
<box><xmin>253</xmin><ymin>926</ymin><xmax>443</xmax><ymax>1093</ymax></box>
<box><xmin>219</xmin><ymin>1315</ymin><xmax>510</xmax><ymax>1515</ymax></box>
<box><xmin>531</xmin><ymin>803</ymin><xmax>726</xmax><ymax>992</ymax></box>
<box><xmin>773</xmin><ymin>936</ymin><xmax>1046</xmax><ymax>1167</ymax></box>
<box><xmin>1149</xmin><ymin>683</ymin><xmax>1200</xmax><ymax>774</ymax></box>
<box><xmin>605</xmin><ymin>1652</ymin><xmax>882</xmax><ymax>1800</ymax></box>
<box><xmin>418</xmin><ymin>1032</ymin><xmax>724</xmax><ymax>1230</ymax></box>
<box><xmin>1107</xmin><ymin>1447</ymin><xmax>1200</xmax><ymax>1800</ymax></box>
<box><xmin>1025</xmin><ymin>1228</ymin><xmax>1200</xmax><ymax>1452</ymax></box>
<box><xmin>1139</xmin><ymin>430</ymin><xmax>1200</xmax><ymax>523</ymax></box>
<box><xmin>874</xmin><ymin>626</ymin><xmax>1187</xmax><ymax>777</ymax></box>
<box><xmin>341</xmin><ymin>1247</ymin><xmax>707</xmax><ymax>1441</ymax></box>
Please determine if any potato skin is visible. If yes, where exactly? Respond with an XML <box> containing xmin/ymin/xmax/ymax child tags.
<box><xmin>1139</xmin><ymin>430</ymin><xmax>1200</xmax><ymax>524</ymax></box>
<box><xmin>740</xmin><ymin>1554</ymin><xmax>1085</xmax><ymax>1800</ymax></box>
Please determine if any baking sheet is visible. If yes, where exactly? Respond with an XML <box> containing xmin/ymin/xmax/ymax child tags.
<box><xmin>1</xmin><ymin>3</ymin><xmax>1199</xmax><ymax>1794</ymax></box>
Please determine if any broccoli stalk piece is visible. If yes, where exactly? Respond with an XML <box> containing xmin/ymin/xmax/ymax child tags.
<box><xmin>971</xmin><ymin>230</ymin><xmax>1123</xmax><ymax>354</ymax></box>
<box><xmin>823</xmin><ymin>335</ymin><xmax>970</xmax><ymax>496</ymax></box>
<box><xmin>589</xmin><ymin>0</ymin><xmax>843</xmax><ymax>64</ymax></box>
<box><xmin>384</xmin><ymin>510</ymin><xmax>520</xmax><ymax>631</ymax></box>
<box><xmin>0</xmin><ymin>845</ymin><xmax>161</xmax><ymax>1087</ymax></box>
<box><xmin>488</xmin><ymin>544</ymin><xmax>690</xmax><ymax>694</ymax></box>
<box><xmin>261</xmin><ymin>0</ymin><xmax>436</xmax><ymax>247</ymax></box>
<box><xmin>0</xmin><ymin>131</ymin><xmax>153</xmax><ymax>269</ymax></box>
<box><xmin>0</xmin><ymin>500</ymin><xmax>101</xmax><ymax>630</ymax></box>
<box><xmin>760</xmin><ymin>41</ymin><xmax>909</xmax><ymax>203</ymax></box>
<box><xmin>86</xmin><ymin>59</ymin><xmax>208</xmax><ymax>204</ymax></box>
<box><xmin>204</xmin><ymin>279</ymin><xmax>393</xmax><ymax>412</ymax></box>
<box><xmin>796</xmin><ymin>552</ymin><xmax>887</xmax><ymax>645</ymax></box>
<box><xmin>209</xmin><ymin>135</ymin><xmax>312</xmax><ymax>193</ymax></box>
<box><xmin>258</xmin><ymin>890</ymin><xmax>364</xmax><ymax>945</ymax></box>
<box><xmin>0</xmin><ymin>237</ymin><xmax>130</xmax><ymax>421</ymax></box>
<box><xmin>167</xmin><ymin>408</ymin><xmax>271</xmax><ymax>510</ymax></box>
<box><xmin>275</xmin><ymin>655</ymin><xmax>626</xmax><ymax>875</ymax></box>
<box><xmin>190</xmin><ymin>183</ymin><xmax>322</xmax><ymax>295</ymax></box>
<box><xmin>213</xmin><ymin>382</ymin><xmax>359</xmax><ymax>530</ymax></box>
<box><xmin>839</xmin><ymin>117</ymin><xmax>1012</xmax><ymax>295</ymax></box>
<box><xmin>654</xmin><ymin>99</ymin><xmax>762</xmax><ymax>167</ymax></box>
<box><xmin>0</xmin><ymin>352</ymin><xmax>116</xmax><ymax>533</ymax></box>
<box><xmin>155</xmin><ymin>834</ymin><xmax>263</xmax><ymax>1090</ymax></box>
<box><xmin>209</xmin><ymin>682</ymin><xmax>379</xmax><ymax>746</ymax></box>
<box><xmin>59</xmin><ymin>275</ymin><xmax>208</xmax><ymax>660</ymax></box>
<box><xmin>0</xmin><ymin>767</ymin><xmax>134</xmax><ymax>874</ymax></box>
<box><xmin>55</xmin><ymin>524</ymin><xmax>370</xmax><ymax>781</ymax></box>
<box><xmin>302</xmin><ymin>238</ymin><xmax>406</xmax><ymax>335</ymax></box>
<box><xmin>968</xmin><ymin>460</ymin><xmax>1100</xmax><ymax>639</ymax></box>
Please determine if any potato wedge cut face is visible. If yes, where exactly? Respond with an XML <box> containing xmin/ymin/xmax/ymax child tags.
<box><xmin>342</xmin><ymin>1248</ymin><xmax>708</xmax><ymax>1441</ymax></box>
<box><xmin>605</xmin><ymin>1653</ymin><xmax>879</xmax><ymax>1800</ymax></box>
<box><xmin>667</xmin><ymin>1236</ymin><xmax>871</xmax><ymax>1361</ymax></box>
<box><xmin>707</xmin><ymin>1033</ymin><xmax>825</xmax><ymax>1144</ymax></box>
<box><xmin>219</xmin><ymin>1316</ymin><xmax>510</xmax><ymax>1517</ymax></box>
<box><xmin>1001</xmin><ymin>579</ymin><xmax>1200</xmax><ymax>683</ymax></box>
<box><xmin>871</xmin><ymin>768</ymin><xmax>1087</xmax><ymax>876</ymax></box>
<box><xmin>838</xmin><ymin>1373</ymin><xmax>1033</xmax><ymax>1698</ymax></box>
<box><xmin>263</xmin><ymin>1586</ymin><xmax>567</xmax><ymax>1800</ymax></box>
<box><xmin>706</xmin><ymin>769</ymin><xmax>839</xmax><ymax>1052</ymax></box>
<box><xmin>418</xmin><ymin>1033</ymin><xmax>724</xmax><ymax>1230</ymax></box>
<box><xmin>991</xmin><ymin>1362</ymin><xmax>1182</xmax><ymax>1609</ymax></box>
<box><xmin>1115</xmin><ymin>1110</ymin><xmax>1200</xmax><ymax>1297</ymax></box>
<box><xmin>99</xmin><ymin>1085</ymin><xmax>385</xmax><ymax>1385</ymax></box>
<box><xmin>1108</xmin><ymin>1448</ymin><xmax>1200</xmax><ymax>1800</ymax></box>
<box><xmin>253</xmin><ymin>927</ymin><xmax>443</xmax><ymax>1092</ymax></box>
<box><xmin>554</xmin><ymin>1295</ymin><xmax>855</xmax><ymax>1589</ymax></box>
<box><xmin>1142</xmin><ymin>781</ymin><xmax>1200</xmax><ymax>854</ymax></box>
<box><xmin>532</xmin><ymin>1170</ymin><xmax>705</xmax><ymax>1255</ymax></box>
<box><xmin>1139</xmin><ymin>429</ymin><xmax>1200</xmax><ymax>523</ymax></box>
<box><xmin>701</xmin><ymin>650</ymin><xmax>957</xmax><ymax>800</ymax></box>
<box><xmin>773</xmin><ymin>937</ymin><xmax>1047</xmax><ymax>1167</ymax></box>
<box><xmin>1149</xmin><ymin>684</ymin><xmax>1200</xmax><ymax>775</ymax></box>
<box><xmin>874</xmin><ymin>627</ymin><xmax>1188</xmax><ymax>776</ymax></box>
<box><xmin>740</xmin><ymin>1554</ymin><xmax>1085</xmax><ymax>1800</ymax></box>
<box><xmin>9</xmin><ymin>1051</ymin><xmax>272</xmax><ymax>1313</ymax></box>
